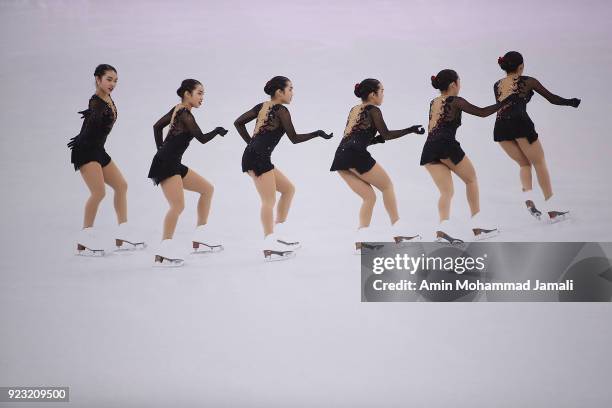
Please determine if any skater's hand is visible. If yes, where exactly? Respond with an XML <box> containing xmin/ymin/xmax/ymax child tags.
<box><xmin>316</xmin><ymin>130</ymin><xmax>334</xmax><ymax>139</ymax></box>
<box><xmin>409</xmin><ymin>125</ymin><xmax>425</xmax><ymax>135</ymax></box>
<box><xmin>569</xmin><ymin>98</ymin><xmax>581</xmax><ymax>108</ymax></box>
<box><xmin>214</xmin><ymin>126</ymin><xmax>229</xmax><ymax>136</ymax></box>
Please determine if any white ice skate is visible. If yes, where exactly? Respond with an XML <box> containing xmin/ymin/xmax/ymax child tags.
<box><xmin>470</xmin><ymin>213</ymin><xmax>500</xmax><ymax>241</ymax></box>
<box><xmin>153</xmin><ymin>239</ymin><xmax>185</xmax><ymax>267</ymax></box>
<box><xmin>435</xmin><ymin>220</ymin><xmax>465</xmax><ymax>246</ymax></box>
<box><xmin>262</xmin><ymin>233</ymin><xmax>296</xmax><ymax>262</ymax></box>
<box><xmin>274</xmin><ymin>222</ymin><xmax>302</xmax><ymax>250</ymax></box>
<box><xmin>114</xmin><ymin>222</ymin><xmax>147</xmax><ymax>251</ymax></box>
<box><xmin>525</xmin><ymin>199</ymin><xmax>543</xmax><ymax>220</ymax></box>
<box><xmin>75</xmin><ymin>227</ymin><xmax>106</xmax><ymax>257</ymax></box>
<box><xmin>354</xmin><ymin>227</ymin><xmax>384</xmax><ymax>255</ymax></box>
<box><xmin>192</xmin><ymin>225</ymin><xmax>223</xmax><ymax>254</ymax></box>
<box><xmin>390</xmin><ymin>220</ymin><xmax>422</xmax><ymax>246</ymax></box>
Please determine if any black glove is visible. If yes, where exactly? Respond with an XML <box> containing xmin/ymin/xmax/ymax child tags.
<box><xmin>316</xmin><ymin>130</ymin><xmax>333</xmax><ymax>139</ymax></box>
<box><xmin>568</xmin><ymin>98</ymin><xmax>581</xmax><ymax>108</ymax></box>
<box><xmin>409</xmin><ymin>125</ymin><xmax>425</xmax><ymax>135</ymax></box>
<box><xmin>67</xmin><ymin>136</ymin><xmax>79</xmax><ymax>149</ymax></box>
<box><xmin>371</xmin><ymin>135</ymin><xmax>386</xmax><ymax>144</ymax></box>
<box><xmin>214</xmin><ymin>127</ymin><xmax>228</xmax><ymax>136</ymax></box>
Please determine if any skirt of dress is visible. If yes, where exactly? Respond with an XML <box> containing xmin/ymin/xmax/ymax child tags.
<box><xmin>241</xmin><ymin>146</ymin><xmax>274</xmax><ymax>176</ymax></box>
<box><xmin>71</xmin><ymin>145</ymin><xmax>112</xmax><ymax>171</ymax></box>
<box><xmin>147</xmin><ymin>155</ymin><xmax>189</xmax><ymax>186</ymax></box>
<box><xmin>493</xmin><ymin>115</ymin><xmax>538</xmax><ymax>144</ymax></box>
<box><xmin>329</xmin><ymin>145</ymin><xmax>376</xmax><ymax>174</ymax></box>
<box><xmin>419</xmin><ymin>138</ymin><xmax>466</xmax><ymax>166</ymax></box>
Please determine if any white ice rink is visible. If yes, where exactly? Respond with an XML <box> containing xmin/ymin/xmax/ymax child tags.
<box><xmin>1</xmin><ymin>0</ymin><xmax>612</xmax><ymax>406</ymax></box>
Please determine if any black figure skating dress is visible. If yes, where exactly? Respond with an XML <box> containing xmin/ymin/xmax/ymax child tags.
<box><xmin>420</xmin><ymin>96</ymin><xmax>505</xmax><ymax>166</ymax></box>
<box><xmin>493</xmin><ymin>75</ymin><xmax>579</xmax><ymax>144</ymax></box>
<box><xmin>148</xmin><ymin>106</ymin><xmax>222</xmax><ymax>185</ymax></box>
<box><xmin>67</xmin><ymin>94</ymin><xmax>117</xmax><ymax>171</ymax></box>
<box><xmin>330</xmin><ymin>104</ymin><xmax>417</xmax><ymax>174</ymax></box>
<box><xmin>235</xmin><ymin>101</ymin><xmax>323</xmax><ymax>176</ymax></box>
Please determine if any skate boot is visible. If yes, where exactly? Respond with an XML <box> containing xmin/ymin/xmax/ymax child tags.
<box><xmin>192</xmin><ymin>225</ymin><xmax>223</xmax><ymax>253</ymax></box>
<box><xmin>544</xmin><ymin>195</ymin><xmax>570</xmax><ymax>223</ymax></box>
<box><xmin>435</xmin><ymin>220</ymin><xmax>464</xmax><ymax>245</ymax></box>
<box><xmin>75</xmin><ymin>227</ymin><xmax>106</xmax><ymax>256</ymax></box>
<box><xmin>523</xmin><ymin>190</ymin><xmax>542</xmax><ymax>220</ymax></box>
<box><xmin>114</xmin><ymin>222</ymin><xmax>147</xmax><ymax>251</ymax></box>
<box><xmin>153</xmin><ymin>239</ymin><xmax>185</xmax><ymax>267</ymax></box>
<box><xmin>470</xmin><ymin>212</ymin><xmax>500</xmax><ymax>241</ymax></box>
<box><xmin>262</xmin><ymin>233</ymin><xmax>296</xmax><ymax>262</ymax></box>
<box><xmin>354</xmin><ymin>227</ymin><xmax>384</xmax><ymax>255</ymax></box>
<box><xmin>390</xmin><ymin>219</ymin><xmax>422</xmax><ymax>246</ymax></box>
<box><xmin>274</xmin><ymin>221</ymin><xmax>301</xmax><ymax>250</ymax></box>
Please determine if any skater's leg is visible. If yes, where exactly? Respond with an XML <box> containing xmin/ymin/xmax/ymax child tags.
<box><xmin>425</xmin><ymin>163</ymin><xmax>453</xmax><ymax>222</ymax></box>
<box><xmin>352</xmin><ymin>163</ymin><xmax>398</xmax><ymax>225</ymax></box>
<box><xmin>160</xmin><ymin>175</ymin><xmax>185</xmax><ymax>240</ymax></box>
<box><xmin>182</xmin><ymin>169</ymin><xmax>214</xmax><ymax>227</ymax></box>
<box><xmin>272</xmin><ymin>167</ymin><xmax>295</xmax><ymax>224</ymax></box>
<box><xmin>249</xmin><ymin>170</ymin><xmax>276</xmax><ymax>237</ymax></box>
<box><xmin>499</xmin><ymin>140</ymin><xmax>532</xmax><ymax>192</ymax></box>
<box><xmin>338</xmin><ymin>170</ymin><xmax>376</xmax><ymax>228</ymax></box>
<box><xmin>516</xmin><ymin>138</ymin><xmax>552</xmax><ymax>199</ymax></box>
<box><xmin>101</xmin><ymin>160</ymin><xmax>128</xmax><ymax>224</ymax></box>
<box><xmin>441</xmin><ymin>156</ymin><xmax>479</xmax><ymax>217</ymax></box>
<box><xmin>79</xmin><ymin>161</ymin><xmax>106</xmax><ymax>228</ymax></box>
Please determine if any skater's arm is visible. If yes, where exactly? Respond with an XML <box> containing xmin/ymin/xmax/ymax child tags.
<box><xmin>277</xmin><ymin>106</ymin><xmax>332</xmax><ymax>143</ymax></box>
<box><xmin>369</xmin><ymin>106</ymin><xmax>424</xmax><ymax>140</ymax></box>
<box><xmin>233</xmin><ymin>105</ymin><xmax>259</xmax><ymax>144</ymax></box>
<box><xmin>528</xmin><ymin>77</ymin><xmax>580</xmax><ymax>107</ymax></box>
<box><xmin>455</xmin><ymin>97</ymin><xmax>502</xmax><ymax>117</ymax></box>
<box><xmin>153</xmin><ymin>108</ymin><xmax>173</xmax><ymax>149</ymax></box>
<box><xmin>182</xmin><ymin>112</ymin><xmax>227</xmax><ymax>144</ymax></box>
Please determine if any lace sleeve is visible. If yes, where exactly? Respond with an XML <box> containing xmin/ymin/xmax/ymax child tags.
<box><xmin>234</xmin><ymin>104</ymin><xmax>260</xmax><ymax>144</ymax></box>
<box><xmin>277</xmin><ymin>106</ymin><xmax>320</xmax><ymax>144</ymax></box>
<box><xmin>181</xmin><ymin>111</ymin><xmax>218</xmax><ymax>144</ymax></box>
<box><xmin>454</xmin><ymin>97</ymin><xmax>501</xmax><ymax>117</ymax></box>
<box><xmin>153</xmin><ymin>107</ymin><xmax>173</xmax><ymax>149</ymax></box>
<box><xmin>527</xmin><ymin>77</ymin><xmax>575</xmax><ymax>106</ymax></box>
<box><xmin>369</xmin><ymin>106</ymin><xmax>412</xmax><ymax>140</ymax></box>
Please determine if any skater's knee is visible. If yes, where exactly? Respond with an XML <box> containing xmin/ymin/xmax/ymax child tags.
<box><xmin>204</xmin><ymin>183</ymin><xmax>214</xmax><ymax>197</ymax></box>
<box><xmin>362</xmin><ymin>191</ymin><xmax>376</xmax><ymax>206</ymax></box>
<box><xmin>90</xmin><ymin>188</ymin><xmax>106</xmax><ymax>202</ymax></box>
<box><xmin>441</xmin><ymin>187</ymin><xmax>454</xmax><ymax>199</ymax></box>
<box><xmin>262</xmin><ymin>197</ymin><xmax>276</xmax><ymax>209</ymax></box>
<box><xmin>170</xmin><ymin>201</ymin><xmax>185</xmax><ymax>214</ymax></box>
<box><xmin>285</xmin><ymin>183</ymin><xmax>296</xmax><ymax>197</ymax></box>
<box><xmin>115</xmin><ymin>180</ymin><xmax>128</xmax><ymax>195</ymax></box>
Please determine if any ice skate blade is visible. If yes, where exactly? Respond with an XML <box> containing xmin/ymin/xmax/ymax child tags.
<box><xmin>393</xmin><ymin>235</ymin><xmax>422</xmax><ymax>246</ymax></box>
<box><xmin>153</xmin><ymin>255</ymin><xmax>184</xmax><ymax>267</ymax></box>
<box><xmin>115</xmin><ymin>239</ymin><xmax>147</xmax><ymax>251</ymax></box>
<box><xmin>263</xmin><ymin>249</ymin><xmax>296</xmax><ymax>262</ymax></box>
<box><xmin>75</xmin><ymin>243</ymin><xmax>105</xmax><ymax>257</ymax></box>
<box><xmin>472</xmin><ymin>228</ymin><xmax>501</xmax><ymax>241</ymax></box>
<box><xmin>355</xmin><ymin>242</ymin><xmax>385</xmax><ymax>255</ymax></box>
<box><xmin>435</xmin><ymin>232</ymin><xmax>465</xmax><ymax>246</ymax></box>
<box><xmin>277</xmin><ymin>239</ymin><xmax>302</xmax><ymax>250</ymax></box>
<box><xmin>547</xmin><ymin>211</ymin><xmax>570</xmax><ymax>224</ymax></box>
<box><xmin>192</xmin><ymin>241</ymin><xmax>224</xmax><ymax>254</ymax></box>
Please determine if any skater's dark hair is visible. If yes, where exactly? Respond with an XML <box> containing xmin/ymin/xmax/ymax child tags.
<box><xmin>431</xmin><ymin>69</ymin><xmax>458</xmax><ymax>92</ymax></box>
<box><xmin>176</xmin><ymin>79</ymin><xmax>202</xmax><ymax>99</ymax></box>
<box><xmin>94</xmin><ymin>64</ymin><xmax>117</xmax><ymax>78</ymax></box>
<box><xmin>498</xmin><ymin>51</ymin><xmax>523</xmax><ymax>73</ymax></box>
<box><xmin>264</xmin><ymin>76</ymin><xmax>291</xmax><ymax>96</ymax></box>
<box><xmin>354</xmin><ymin>78</ymin><xmax>381</xmax><ymax>100</ymax></box>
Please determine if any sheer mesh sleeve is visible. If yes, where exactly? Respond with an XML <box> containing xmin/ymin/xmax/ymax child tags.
<box><xmin>369</xmin><ymin>106</ymin><xmax>412</xmax><ymax>140</ymax></box>
<box><xmin>153</xmin><ymin>107</ymin><xmax>173</xmax><ymax>149</ymax></box>
<box><xmin>526</xmin><ymin>77</ymin><xmax>575</xmax><ymax>106</ymax></box>
<box><xmin>454</xmin><ymin>97</ymin><xmax>501</xmax><ymax>117</ymax></box>
<box><xmin>180</xmin><ymin>111</ymin><xmax>218</xmax><ymax>144</ymax></box>
<box><xmin>277</xmin><ymin>106</ymin><xmax>320</xmax><ymax>144</ymax></box>
<box><xmin>68</xmin><ymin>96</ymin><xmax>111</xmax><ymax>149</ymax></box>
<box><xmin>234</xmin><ymin>104</ymin><xmax>260</xmax><ymax>144</ymax></box>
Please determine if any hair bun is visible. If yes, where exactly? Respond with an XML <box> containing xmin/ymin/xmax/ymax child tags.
<box><xmin>430</xmin><ymin>75</ymin><xmax>439</xmax><ymax>89</ymax></box>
